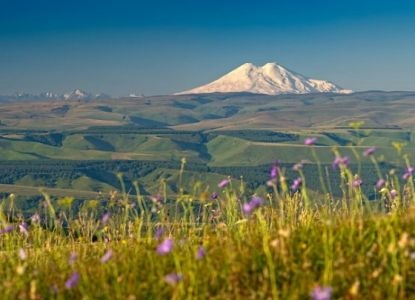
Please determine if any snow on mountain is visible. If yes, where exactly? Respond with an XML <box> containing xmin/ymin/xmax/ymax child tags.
<box><xmin>63</xmin><ymin>89</ymin><xmax>93</xmax><ymax>100</ymax></box>
<box><xmin>176</xmin><ymin>62</ymin><xmax>352</xmax><ymax>95</ymax></box>
<box><xmin>0</xmin><ymin>89</ymin><xmax>112</xmax><ymax>102</ymax></box>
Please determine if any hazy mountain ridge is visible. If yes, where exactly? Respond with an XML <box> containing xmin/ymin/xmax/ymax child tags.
<box><xmin>0</xmin><ymin>89</ymin><xmax>112</xmax><ymax>102</ymax></box>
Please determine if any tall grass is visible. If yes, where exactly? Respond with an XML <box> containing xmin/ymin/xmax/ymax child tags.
<box><xmin>1</xmin><ymin>141</ymin><xmax>415</xmax><ymax>299</ymax></box>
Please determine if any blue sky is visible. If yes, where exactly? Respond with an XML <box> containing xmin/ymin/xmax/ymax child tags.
<box><xmin>1</xmin><ymin>0</ymin><xmax>415</xmax><ymax>95</ymax></box>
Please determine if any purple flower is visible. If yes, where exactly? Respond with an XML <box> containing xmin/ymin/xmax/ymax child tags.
<box><xmin>311</xmin><ymin>286</ymin><xmax>332</xmax><ymax>300</ymax></box>
<box><xmin>101</xmin><ymin>212</ymin><xmax>111</xmax><ymax>224</ymax></box>
<box><xmin>0</xmin><ymin>225</ymin><xmax>14</xmax><ymax>235</ymax></box>
<box><xmin>101</xmin><ymin>249</ymin><xmax>113</xmax><ymax>263</ymax></box>
<box><xmin>376</xmin><ymin>179</ymin><xmax>386</xmax><ymax>190</ymax></box>
<box><xmin>332</xmin><ymin>156</ymin><xmax>350</xmax><ymax>169</ymax></box>
<box><xmin>68</xmin><ymin>251</ymin><xmax>77</xmax><ymax>265</ymax></box>
<box><xmin>156</xmin><ymin>238</ymin><xmax>174</xmax><ymax>255</ymax></box>
<box><xmin>164</xmin><ymin>273</ymin><xmax>182</xmax><ymax>285</ymax></box>
<box><xmin>65</xmin><ymin>272</ymin><xmax>80</xmax><ymax>289</ymax></box>
<box><xmin>270</xmin><ymin>165</ymin><xmax>278</xmax><ymax>179</ymax></box>
<box><xmin>251</xmin><ymin>196</ymin><xmax>264</xmax><ymax>207</ymax></box>
<box><xmin>218</xmin><ymin>179</ymin><xmax>230</xmax><ymax>188</ymax></box>
<box><xmin>243</xmin><ymin>202</ymin><xmax>254</xmax><ymax>215</ymax></box>
<box><xmin>19</xmin><ymin>222</ymin><xmax>29</xmax><ymax>237</ymax></box>
<box><xmin>363</xmin><ymin>147</ymin><xmax>376</xmax><ymax>157</ymax></box>
<box><xmin>403</xmin><ymin>166</ymin><xmax>414</xmax><ymax>181</ymax></box>
<box><xmin>210</xmin><ymin>192</ymin><xmax>219</xmax><ymax>200</ymax></box>
<box><xmin>243</xmin><ymin>196</ymin><xmax>264</xmax><ymax>216</ymax></box>
<box><xmin>390</xmin><ymin>189</ymin><xmax>398</xmax><ymax>199</ymax></box>
<box><xmin>154</xmin><ymin>227</ymin><xmax>164</xmax><ymax>240</ymax></box>
<box><xmin>352</xmin><ymin>176</ymin><xmax>362</xmax><ymax>188</ymax></box>
<box><xmin>291</xmin><ymin>177</ymin><xmax>302</xmax><ymax>191</ymax></box>
<box><xmin>304</xmin><ymin>137</ymin><xmax>317</xmax><ymax>146</ymax></box>
<box><xmin>196</xmin><ymin>246</ymin><xmax>206</xmax><ymax>260</ymax></box>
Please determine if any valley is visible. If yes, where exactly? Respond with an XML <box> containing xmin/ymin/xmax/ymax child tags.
<box><xmin>0</xmin><ymin>91</ymin><xmax>413</xmax><ymax>210</ymax></box>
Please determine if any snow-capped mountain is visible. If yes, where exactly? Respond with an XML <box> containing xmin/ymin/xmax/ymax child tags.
<box><xmin>63</xmin><ymin>89</ymin><xmax>93</xmax><ymax>100</ymax></box>
<box><xmin>176</xmin><ymin>62</ymin><xmax>352</xmax><ymax>95</ymax></box>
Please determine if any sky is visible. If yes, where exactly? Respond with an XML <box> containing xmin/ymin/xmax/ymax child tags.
<box><xmin>1</xmin><ymin>0</ymin><xmax>415</xmax><ymax>96</ymax></box>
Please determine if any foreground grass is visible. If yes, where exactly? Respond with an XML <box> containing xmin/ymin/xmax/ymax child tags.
<box><xmin>1</xmin><ymin>192</ymin><xmax>415</xmax><ymax>299</ymax></box>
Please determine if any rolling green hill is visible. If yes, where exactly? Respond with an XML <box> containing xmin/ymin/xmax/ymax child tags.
<box><xmin>0</xmin><ymin>91</ymin><xmax>414</xmax><ymax>207</ymax></box>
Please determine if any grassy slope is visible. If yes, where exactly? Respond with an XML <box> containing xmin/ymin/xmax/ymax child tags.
<box><xmin>1</xmin><ymin>166</ymin><xmax>415</xmax><ymax>298</ymax></box>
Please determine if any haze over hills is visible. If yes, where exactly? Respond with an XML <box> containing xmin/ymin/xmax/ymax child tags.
<box><xmin>0</xmin><ymin>89</ymin><xmax>112</xmax><ymax>102</ymax></box>
<box><xmin>176</xmin><ymin>62</ymin><xmax>352</xmax><ymax>95</ymax></box>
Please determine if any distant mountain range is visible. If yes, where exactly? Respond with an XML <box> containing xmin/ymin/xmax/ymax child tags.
<box><xmin>0</xmin><ymin>63</ymin><xmax>352</xmax><ymax>100</ymax></box>
<box><xmin>0</xmin><ymin>89</ymin><xmax>112</xmax><ymax>102</ymax></box>
<box><xmin>176</xmin><ymin>62</ymin><xmax>352</xmax><ymax>95</ymax></box>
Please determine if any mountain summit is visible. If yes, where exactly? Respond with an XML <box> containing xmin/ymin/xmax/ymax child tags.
<box><xmin>176</xmin><ymin>62</ymin><xmax>352</xmax><ymax>95</ymax></box>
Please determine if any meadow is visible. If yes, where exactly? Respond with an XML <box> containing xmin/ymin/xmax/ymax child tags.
<box><xmin>1</xmin><ymin>137</ymin><xmax>415</xmax><ymax>299</ymax></box>
<box><xmin>1</xmin><ymin>92</ymin><xmax>415</xmax><ymax>298</ymax></box>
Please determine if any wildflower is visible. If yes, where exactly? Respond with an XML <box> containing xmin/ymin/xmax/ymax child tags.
<box><xmin>352</xmin><ymin>176</ymin><xmax>362</xmax><ymax>188</ymax></box>
<box><xmin>292</xmin><ymin>162</ymin><xmax>303</xmax><ymax>171</ymax></box>
<box><xmin>101</xmin><ymin>212</ymin><xmax>111</xmax><ymax>224</ymax></box>
<box><xmin>151</xmin><ymin>194</ymin><xmax>163</xmax><ymax>204</ymax></box>
<box><xmin>266</xmin><ymin>179</ymin><xmax>276</xmax><ymax>187</ymax></box>
<box><xmin>243</xmin><ymin>202</ymin><xmax>255</xmax><ymax>215</ymax></box>
<box><xmin>101</xmin><ymin>249</ymin><xmax>113</xmax><ymax>263</ymax></box>
<box><xmin>363</xmin><ymin>147</ymin><xmax>376</xmax><ymax>157</ymax></box>
<box><xmin>376</xmin><ymin>179</ymin><xmax>386</xmax><ymax>190</ymax></box>
<box><xmin>218</xmin><ymin>179</ymin><xmax>230</xmax><ymax>188</ymax></box>
<box><xmin>210</xmin><ymin>192</ymin><xmax>219</xmax><ymax>200</ymax></box>
<box><xmin>156</xmin><ymin>238</ymin><xmax>174</xmax><ymax>255</ymax></box>
<box><xmin>243</xmin><ymin>196</ymin><xmax>264</xmax><ymax>216</ymax></box>
<box><xmin>270</xmin><ymin>164</ymin><xmax>279</xmax><ymax>179</ymax></box>
<box><xmin>18</xmin><ymin>248</ymin><xmax>27</xmax><ymax>260</ymax></box>
<box><xmin>65</xmin><ymin>272</ymin><xmax>80</xmax><ymax>289</ymax></box>
<box><xmin>332</xmin><ymin>156</ymin><xmax>350</xmax><ymax>169</ymax></box>
<box><xmin>154</xmin><ymin>227</ymin><xmax>164</xmax><ymax>240</ymax></box>
<box><xmin>68</xmin><ymin>252</ymin><xmax>77</xmax><ymax>265</ymax></box>
<box><xmin>164</xmin><ymin>273</ymin><xmax>182</xmax><ymax>285</ymax></box>
<box><xmin>402</xmin><ymin>166</ymin><xmax>414</xmax><ymax>181</ymax></box>
<box><xmin>0</xmin><ymin>225</ymin><xmax>14</xmax><ymax>235</ymax></box>
<box><xmin>304</xmin><ymin>137</ymin><xmax>317</xmax><ymax>146</ymax></box>
<box><xmin>19</xmin><ymin>222</ymin><xmax>29</xmax><ymax>237</ymax></box>
<box><xmin>311</xmin><ymin>286</ymin><xmax>332</xmax><ymax>300</ymax></box>
<box><xmin>390</xmin><ymin>189</ymin><xmax>398</xmax><ymax>199</ymax></box>
<box><xmin>30</xmin><ymin>213</ymin><xmax>40</xmax><ymax>223</ymax></box>
<box><xmin>291</xmin><ymin>177</ymin><xmax>302</xmax><ymax>191</ymax></box>
<box><xmin>251</xmin><ymin>195</ymin><xmax>264</xmax><ymax>207</ymax></box>
<box><xmin>196</xmin><ymin>246</ymin><xmax>206</xmax><ymax>260</ymax></box>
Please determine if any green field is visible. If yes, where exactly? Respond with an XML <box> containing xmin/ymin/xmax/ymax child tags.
<box><xmin>0</xmin><ymin>91</ymin><xmax>413</xmax><ymax>205</ymax></box>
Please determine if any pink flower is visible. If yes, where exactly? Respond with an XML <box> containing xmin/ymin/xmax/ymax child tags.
<box><xmin>100</xmin><ymin>249</ymin><xmax>113</xmax><ymax>263</ymax></box>
<box><xmin>157</xmin><ymin>238</ymin><xmax>174</xmax><ymax>255</ymax></box>
<box><xmin>164</xmin><ymin>273</ymin><xmax>182</xmax><ymax>285</ymax></box>
<box><xmin>218</xmin><ymin>179</ymin><xmax>230</xmax><ymax>188</ymax></box>
<box><xmin>304</xmin><ymin>137</ymin><xmax>317</xmax><ymax>146</ymax></box>
<box><xmin>311</xmin><ymin>286</ymin><xmax>332</xmax><ymax>300</ymax></box>
<box><xmin>363</xmin><ymin>147</ymin><xmax>376</xmax><ymax>157</ymax></box>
